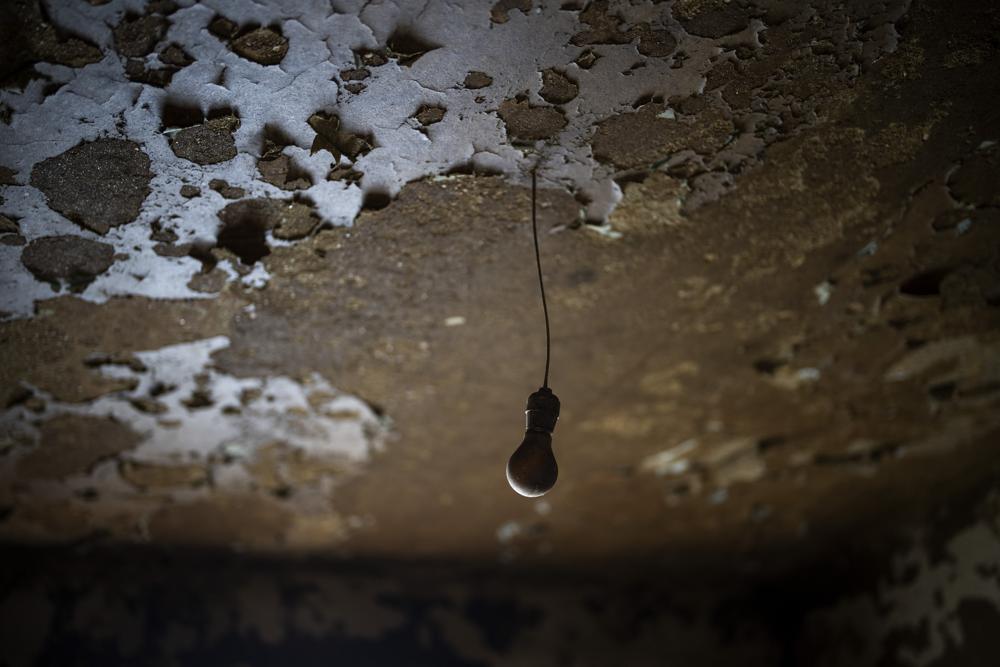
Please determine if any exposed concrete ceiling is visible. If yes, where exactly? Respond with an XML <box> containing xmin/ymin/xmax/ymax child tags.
<box><xmin>1</xmin><ymin>0</ymin><xmax>1000</xmax><ymax>662</ymax></box>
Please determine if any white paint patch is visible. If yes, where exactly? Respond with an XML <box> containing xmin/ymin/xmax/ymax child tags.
<box><xmin>585</xmin><ymin>223</ymin><xmax>623</xmax><ymax>240</ymax></box>
<box><xmin>857</xmin><ymin>240</ymin><xmax>879</xmax><ymax>257</ymax></box>
<box><xmin>814</xmin><ymin>280</ymin><xmax>834</xmax><ymax>305</ymax></box>
<box><xmin>496</xmin><ymin>520</ymin><xmax>522</xmax><ymax>543</ymax></box>
<box><xmin>796</xmin><ymin>367</ymin><xmax>820</xmax><ymax>382</ymax></box>
<box><xmin>702</xmin><ymin>436</ymin><xmax>766</xmax><ymax>486</ymax></box>
<box><xmin>640</xmin><ymin>438</ymin><xmax>699</xmax><ymax>476</ymax></box>
<box><xmin>802</xmin><ymin>491</ymin><xmax>1000</xmax><ymax>667</ymax></box>
<box><xmin>709</xmin><ymin>488</ymin><xmax>728</xmax><ymax>505</ymax></box>
<box><xmin>0</xmin><ymin>0</ymin><xmax>720</xmax><ymax>318</ymax></box>
<box><xmin>0</xmin><ymin>336</ymin><xmax>390</xmax><ymax>502</ymax></box>
<box><xmin>884</xmin><ymin>337</ymin><xmax>1000</xmax><ymax>394</ymax></box>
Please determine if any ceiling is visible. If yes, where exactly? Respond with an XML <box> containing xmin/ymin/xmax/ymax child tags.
<box><xmin>0</xmin><ymin>0</ymin><xmax>998</xmax><ymax>592</ymax></box>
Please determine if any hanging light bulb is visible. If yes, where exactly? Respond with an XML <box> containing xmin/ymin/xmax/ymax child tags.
<box><xmin>507</xmin><ymin>166</ymin><xmax>562</xmax><ymax>497</ymax></box>
<box><xmin>507</xmin><ymin>386</ymin><xmax>560</xmax><ymax>497</ymax></box>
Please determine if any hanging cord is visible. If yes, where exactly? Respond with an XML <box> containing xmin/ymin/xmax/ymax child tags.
<box><xmin>531</xmin><ymin>167</ymin><xmax>551</xmax><ymax>389</ymax></box>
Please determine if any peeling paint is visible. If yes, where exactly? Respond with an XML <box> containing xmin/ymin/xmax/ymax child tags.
<box><xmin>0</xmin><ymin>336</ymin><xmax>389</xmax><ymax>548</ymax></box>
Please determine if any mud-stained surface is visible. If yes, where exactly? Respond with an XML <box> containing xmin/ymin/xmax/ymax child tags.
<box><xmin>2</xmin><ymin>0</ymin><xmax>1000</xmax><ymax>664</ymax></box>
<box><xmin>30</xmin><ymin>139</ymin><xmax>152</xmax><ymax>235</ymax></box>
<box><xmin>20</xmin><ymin>235</ymin><xmax>115</xmax><ymax>291</ymax></box>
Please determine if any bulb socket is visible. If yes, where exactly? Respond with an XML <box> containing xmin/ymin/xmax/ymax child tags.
<box><xmin>525</xmin><ymin>387</ymin><xmax>560</xmax><ymax>434</ymax></box>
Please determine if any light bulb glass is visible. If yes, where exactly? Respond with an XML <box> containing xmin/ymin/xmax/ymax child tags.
<box><xmin>507</xmin><ymin>429</ymin><xmax>558</xmax><ymax>497</ymax></box>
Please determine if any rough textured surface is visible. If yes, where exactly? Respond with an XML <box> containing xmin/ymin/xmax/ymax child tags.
<box><xmin>29</xmin><ymin>140</ymin><xmax>152</xmax><ymax>235</ymax></box>
<box><xmin>169</xmin><ymin>116</ymin><xmax>240</xmax><ymax>165</ymax></box>
<box><xmin>591</xmin><ymin>101</ymin><xmax>732</xmax><ymax>169</ymax></box>
<box><xmin>216</xmin><ymin>197</ymin><xmax>320</xmax><ymax>264</ymax></box>
<box><xmin>498</xmin><ymin>97</ymin><xmax>567</xmax><ymax>142</ymax></box>
<box><xmin>673</xmin><ymin>0</ymin><xmax>750</xmax><ymax>39</ymax></box>
<box><xmin>414</xmin><ymin>104</ymin><xmax>446</xmax><ymax>126</ymax></box>
<box><xmin>113</xmin><ymin>13</ymin><xmax>169</xmax><ymax>57</ymax></box>
<box><xmin>0</xmin><ymin>296</ymin><xmax>239</xmax><ymax>405</ymax></box>
<box><xmin>538</xmin><ymin>68</ymin><xmax>578</xmax><ymax>105</ymax></box>
<box><xmin>20</xmin><ymin>235</ymin><xmax>115</xmax><ymax>291</ymax></box>
<box><xmin>257</xmin><ymin>154</ymin><xmax>312</xmax><ymax>190</ymax></box>
<box><xmin>16</xmin><ymin>414</ymin><xmax>140</xmax><ymax>480</ymax></box>
<box><xmin>230</xmin><ymin>27</ymin><xmax>289</xmax><ymax>66</ymax></box>
<box><xmin>307</xmin><ymin>111</ymin><xmax>373</xmax><ymax>162</ymax></box>
<box><xmin>0</xmin><ymin>0</ymin><xmax>101</xmax><ymax>86</ymax></box>
<box><xmin>0</xmin><ymin>215</ymin><xmax>19</xmax><ymax>234</ymax></box>
<box><xmin>208</xmin><ymin>178</ymin><xmax>245</xmax><ymax>199</ymax></box>
<box><xmin>464</xmin><ymin>70</ymin><xmax>493</xmax><ymax>89</ymax></box>
<box><xmin>491</xmin><ymin>0</ymin><xmax>533</xmax><ymax>24</ymax></box>
<box><xmin>2</xmin><ymin>0</ymin><xmax>1000</xmax><ymax>663</ymax></box>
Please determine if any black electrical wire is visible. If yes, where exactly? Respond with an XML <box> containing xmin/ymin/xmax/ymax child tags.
<box><xmin>531</xmin><ymin>168</ymin><xmax>551</xmax><ymax>389</ymax></box>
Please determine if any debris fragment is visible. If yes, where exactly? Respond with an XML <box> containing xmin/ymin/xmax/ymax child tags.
<box><xmin>170</xmin><ymin>114</ymin><xmax>240</xmax><ymax>165</ymax></box>
<box><xmin>591</xmin><ymin>102</ymin><xmax>732</xmax><ymax>169</ymax></box>
<box><xmin>209</xmin><ymin>178</ymin><xmax>246</xmax><ymax>199</ymax></box>
<box><xmin>413</xmin><ymin>105</ymin><xmax>446</xmax><ymax>127</ymax></box>
<box><xmin>258</xmin><ymin>154</ymin><xmax>313</xmax><ymax>190</ymax></box>
<box><xmin>124</xmin><ymin>59</ymin><xmax>175</xmax><ymax>87</ymax></box>
<box><xmin>123</xmin><ymin>43</ymin><xmax>192</xmax><ymax>87</ymax></box>
<box><xmin>571</xmin><ymin>0</ymin><xmax>632</xmax><ymax>45</ymax></box>
<box><xmin>633</xmin><ymin>24</ymin><xmax>676</xmax><ymax>57</ymax></box>
<box><xmin>149</xmin><ymin>220</ymin><xmax>178</xmax><ymax>243</ymax></box>
<box><xmin>575</xmin><ymin>50</ymin><xmax>599</xmax><ymax>69</ymax></box>
<box><xmin>159</xmin><ymin>43</ymin><xmax>193</xmax><ymax>67</ymax></box>
<box><xmin>21</xmin><ymin>235</ymin><xmax>116</xmax><ymax>291</ymax></box>
<box><xmin>571</xmin><ymin>0</ymin><xmax>677</xmax><ymax>56</ymax></box>
<box><xmin>355</xmin><ymin>49</ymin><xmax>389</xmax><ymax>68</ymax></box>
<box><xmin>498</xmin><ymin>96</ymin><xmax>567</xmax><ymax>142</ymax></box>
<box><xmin>340</xmin><ymin>67</ymin><xmax>370</xmax><ymax>81</ymax></box>
<box><xmin>0</xmin><ymin>0</ymin><xmax>101</xmax><ymax>86</ymax></box>
<box><xmin>672</xmin><ymin>0</ymin><xmax>751</xmax><ymax>38</ymax></box>
<box><xmin>30</xmin><ymin>139</ymin><xmax>152</xmax><ymax>234</ymax></box>
<box><xmin>113</xmin><ymin>13</ymin><xmax>168</xmax><ymax>57</ymax></box>
<box><xmin>231</xmin><ymin>27</ymin><xmax>289</xmax><ymax>66</ymax></box>
<box><xmin>187</xmin><ymin>269</ymin><xmax>227</xmax><ymax>293</ymax></box>
<box><xmin>182</xmin><ymin>388</ymin><xmax>213</xmax><ymax>410</ymax></box>
<box><xmin>464</xmin><ymin>71</ymin><xmax>493</xmax><ymax>89</ymax></box>
<box><xmin>208</xmin><ymin>16</ymin><xmax>239</xmax><ymax>39</ymax></box>
<box><xmin>491</xmin><ymin>0</ymin><xmax>533</xmax><ymax>24</ymax></box>
<box><xmin>539</xmin><ymin>69</ymin><xmax>578</xmax><ymax>105</ymax></box>
<box><xmin>328</xmin><ymin>165</ymin><xmax>363</xmax><ymax>184</ymax></box>
<box><xmin>307</xmin><ymin>111</ymin><xmax>373</xmax><ymax>161</ymax></box>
